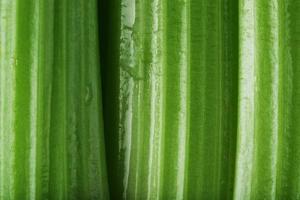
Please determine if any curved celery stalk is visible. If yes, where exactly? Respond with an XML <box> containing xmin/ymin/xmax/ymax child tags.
<box><xmin>234</xmin><ymin>0</ymin><xmax>300</xmax><ymax>199</ymax></box>
<box><xmin>102</xmin><ymin>0</ymin><xmax>238</xmax><ymax>199</ymax></box>
<box><xmin>0</xmin><ymin>0</ymin><xmax>108</xmax><ymax>199</ymax></box>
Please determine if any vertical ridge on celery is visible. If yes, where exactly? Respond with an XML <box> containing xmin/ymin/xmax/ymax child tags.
<box><xmin>234</xmin><ymin>0</ymin><xmax>256</xmax><ymax>198</ymax></box>
<box><xmin>49</xmin><ymin>0</ymin><xmax>68</xmax><ymax>198</ymax></box>
<box><xmin>162</xmin><ymin>0</ymin><xmax>189</xmax><ymax>199</ymax></box>
<box><xmin>185</xmin><ymin>0</ymin><xmax>208</xmax><ymax>198</ymax></box>
<box><xmin>118</xmin><ymin>0</ymin><xmax>144</xmax><ymax>198</ymax></box>
<box><xmin>14</xmin><ymin>0</ymin><xmax>33</xmax><ymax>198</ymax></box>
<box><xmin>64</xmin><ymin>0</ymin><xmax>83</xmax><ymax>197</ymax></box>
<box><xmin>186</xmin><ymin>0</ymin><xmax>238</xmax><ymax>199</ymax></box>
<box><xmin>251</xmin><ymin>0</ymin><xmax>279</xmax><ymax>197</ymax></box>
<box><xmin>0</xmin><ymin>0</ymin><xmax>17</xmax><ymax>199</ymax></box>
<box><xmin>251</xmin><ymin>0</ymin><xmax>279</xmax><ymax>198</ymax></box>
<box><xmin>146</xmin><ymin>0</ymin><xmax>165</xmax><ymax>199</ymax></box>
<box><xmin>285</xmin><ymin>0</ymin><xmax>300</xmax><ymax>196</ymax></box>
<box><xmin>32</xmin><ymin>1</ymin><xmax>55</xmax><ymax>199</ymax></box>
<box><xmin>275</xmin><ymin>1</ymin><xmax>289</xmax><ymax>197</ymax></box>
<box><xmin>234</xmin><ymin>0</ymin><xmax>280</xmax><ymax>199</ymax></box>
<box><xmin>144</xmin><ymin>0</ymin><xmax>164</xmax><ymax>197</ymax></box>
<box><xmin>183</xmin><ymin>0</ymin><xmax>191</xmax><ymax>199</ymax></box>
<box><xmin>79</xmin><ymin>0</ymin><xmax>89</xmax><ymax>196</ymax></box>
<box><xmin>29</xmin><ymin>1</ymin><xmax>39</xmax><ymax>198</ymax></box>
<box><xmin>276</xmin><ymin>0</ymin><xmax>300</xmax><ymax>198</ymax></box>
<box><xmin>219</xmin><ymin>0</ymin><xmax>238</xmax><ymax>198</ymax></box>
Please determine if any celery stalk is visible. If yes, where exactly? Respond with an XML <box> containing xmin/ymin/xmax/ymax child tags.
<box><xmin>234</xmin><ymin>0</ymin><xmax>300</xmax><ymax>199</ymax></box>
<box><xmin>102</xmin><ymin>0</ymin><xmax>238</xmax><ymax>199</ymax></box>
<box><xmin>0</xmin><ymin>0</ymin><xmax>108</xmax><ymax>199</ymax></box>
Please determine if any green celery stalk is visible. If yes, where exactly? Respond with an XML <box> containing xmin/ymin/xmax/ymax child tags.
<box><xmin>234</xmin><ymin>0</ymin><xmax>300</xmax><ymax>199</ymax></box>
<box><xmin>102</xmin><ymin>0</ymin><xmax>238</xmax><ymax>199</ymax></box>
<box><xmin>0</xmin><ymin>0</ymin><xmax>108</xmax><ymax>199</ymax></box>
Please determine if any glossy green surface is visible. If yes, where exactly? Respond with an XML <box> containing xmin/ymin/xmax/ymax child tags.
<box><xmin>102</xmin><ymin>0</ymin><xmax>300</xmax><ymax>199</ymax></box>
<box><xmin>234</xmin><ymin>0</ymin><xmax>300</xmax><ymax>199</ymax></box>
<box><xmin>0</xmin><ymin>0</ymin><xmax>108</xmax><ymax>199</ymax></box>
<box><xmin>1</xmin><ymin>0</ymin><xmax>300</xmax><ymax>199</ymax></box>
<box><xmin>102</xmin><ymin>0</ymin><xmax>238</xmax><ymax>199</ymax></box>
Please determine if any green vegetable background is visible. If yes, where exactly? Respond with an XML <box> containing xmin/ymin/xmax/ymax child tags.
<box><xmin>0</xmin><ymin>0</ymin><xmax>299</xmax><ymax>199</ymax></box>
